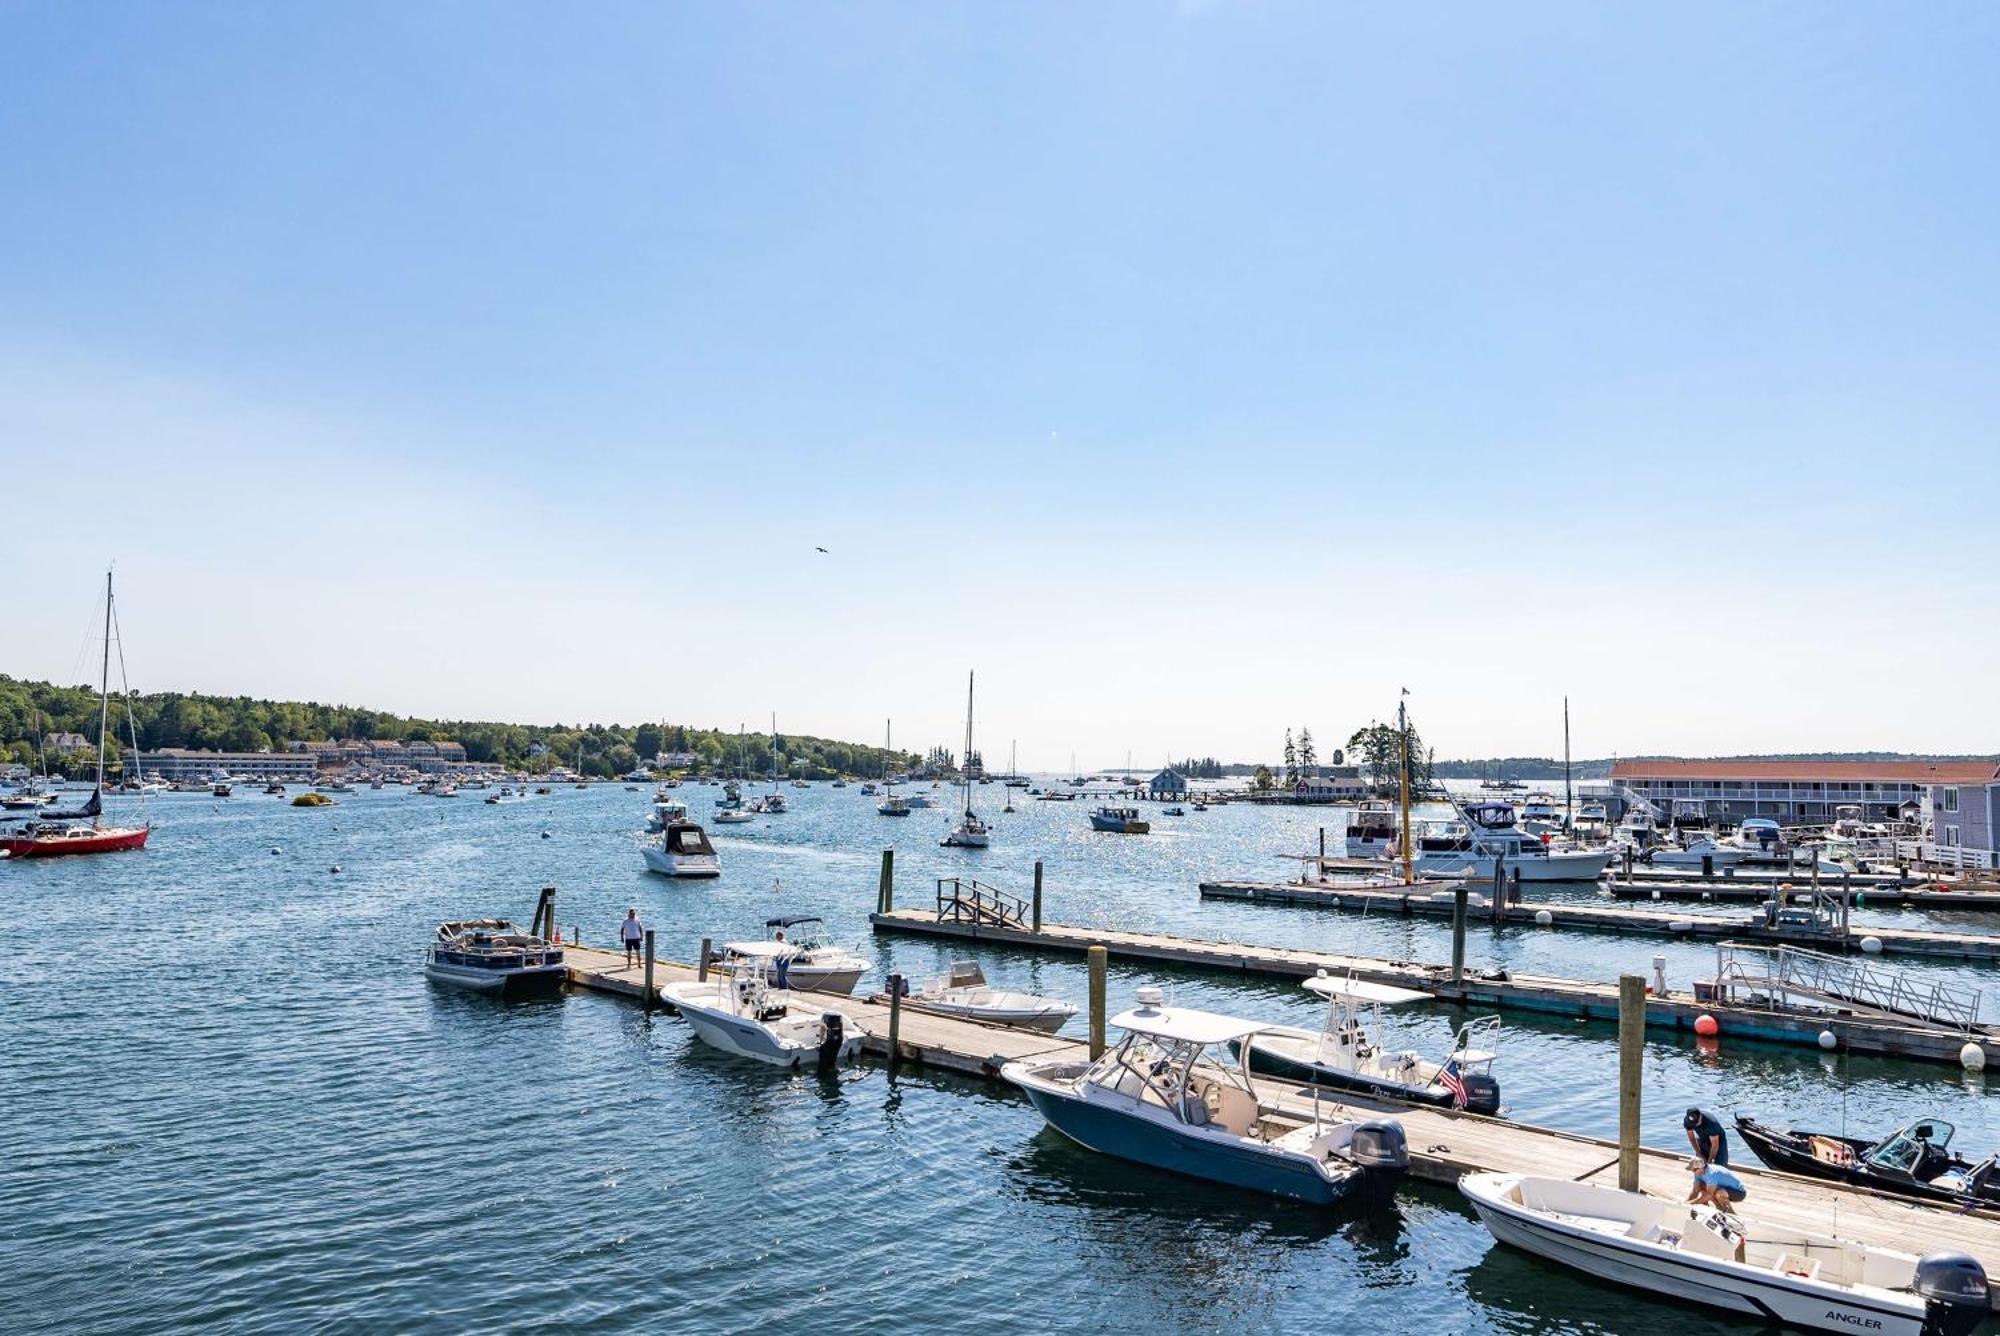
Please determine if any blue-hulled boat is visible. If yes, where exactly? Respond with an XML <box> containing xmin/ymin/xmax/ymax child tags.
<box><xmin>1001</xmin><ymin>987</ymin><xmax>1408</xmax><ymax>1204</ymax></box>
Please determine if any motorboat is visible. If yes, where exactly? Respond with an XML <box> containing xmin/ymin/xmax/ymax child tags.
<box><xmin>645</xmin><ymin>796</ymin><xmax>690</xmax><ymax>831</ymax></box>
<box><xmin>877</xmin><ymin>793</ymin><xmax>911</xmax><ymax>817</ymax></box>
<box><xmin>661</xmin><ymin>963</ymin><xmax>861</xmax><ymax>1069</ymax></box>
<box><xmin>760</xmin><ymin>791</ymin><xmax>789</xmax><ymax>814</ymax></box>
<box><xmin>1735</xmin><ymin>1114</ymin><xmax>2000</xmax><ymax>1209</ymax></box>
<box><xmin>1616</xmin><ymin>805</ymin><xmax>1662</xmax><ymax>848</ymax></box>
<box><xmin>713</xmin><ymin>806</ymin><xmax>755</xmax><ymax>825</ymax></box>
<box><xmin>1669</xmin><ymin>797</ymin><xmax>1712</xmax><ymax>835</ymax></box>
<box><xmin>1730</xmin><ymin>816</ymin><xmax>1784</xmax><ymax>853</ymax></box>
<box><xmin>940</xmin><ymin>671</ymin><xmax>992</xmax><ymax>849</ymax></box>
<box><xmin>1647</xmin><ymin>835</ymin><xmax>1754</xmax><ymax>870</ymax></box>
<box><xmin>423</xmin><ymin>920</ymin><xmax>566</xmax><ymax>997</ymax></box>
<box><xmin>1089</xmin><ymin>806</ymin><xmax>1150</xmax><ymax>834</ymax></box>
<box><xmin>858</xmin><ymin>781</ymin><xmax>877</xmax><ymax>795</ymax></box>
<box><xmin>263</xmin><ymin>782</ymin><xmax>286</xmax><ymax>796</ymax></box>
<box><xmin>902</xmin><ymin>792</ymin><xmax>933</xmax><ymax>809</ymax></box>
<box><xmin>1459</xmin><ymin>1171</ymin><xmax>1989</xmax><ymax>1336</ymax></box>
<box><xmin>1161</xmin><ymin>805</ymin><xmax>1185</xmax><ymax>816</ymax></box>
<box><xmin>1001</xmin><ymin>987</ymin><xmax>1410</xmax><ymax>1205</ymax></box>
<box><xmin>1237</xmin><ymin>971</ymin><xmax>1501</xmax><ymax>1115</ymax></box>
<box><xmin>641</xmin><ymin>820</ymin><xmax>721</xmax><ymax>878</ymax></box>
<box><xmin>1412</xmin><ymin>803</ymin><xmax>1610</xmax><ymax>881</ymax></box>
<box><xmin>1036</xmin><ymin>791</ymin><xmax>1075</xmax><ymax>802</ymax></box>
<box><xmin>211</xmin><ymin>780</ymin><xmax>232</xmax><ymax>798</ymax></box>
<box><xmin>896</xmin><ymin>961</ymin><xmax>1075</xmax><ymax>1032</ymax></box>
<box><xmin>1518</xmin><ymin>792</ymin><xmax>1563</xmax><ymax>836</ymax></box>
<box><xmin>718</xmin><ymin>916</ymin><xmax>868</xmax><ymax>994</ymax></box>
<box><xmin>1571</xmin><ymin>801</ymin><xmax>1609</xmax><ymax>841</ymax></box>
<box><xmin>1344</xmin><ymin>801</ymin><xmax>1398</xmax><ymax>858</ymax></box>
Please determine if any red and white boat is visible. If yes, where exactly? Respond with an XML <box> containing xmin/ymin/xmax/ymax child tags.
<box><xmin>2</xmin><ymin>571</ymin><xmax>151</xmax><ymax>861</ymax></box>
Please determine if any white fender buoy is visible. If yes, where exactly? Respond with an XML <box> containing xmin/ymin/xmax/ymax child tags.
<box><xmin>1818</xmin><ymin>1030</ymin><xmax>1838</xmax><ymax>1051</ymax></box>
<box><xmin>1860</xmin><ymin>936</ymin><xmax>1883</xmax><ymax>955</ymax></box>
<box><xmin>1534</xmin><ymin>909</ymin><xmax>1554</xmax><ymax>926</ymax></box>
<box><xmin>1962</xmin><ymin>1042</ymin><xmax>1987</xmax><ymax>1072</ymax></box>
<box><xmin>1651</xmin><ymin>889</ymin><xmax>1662</xmax><ymax>901</ymax></box>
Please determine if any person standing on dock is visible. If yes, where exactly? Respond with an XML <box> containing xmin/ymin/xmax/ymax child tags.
<box><xmin>620</xmin><ymin>908</ymin><xmax>645</xmax><ymax>967</ymax></box>
<box><xmin>1684</xmin><ymin>1106</ymin><xmax>1731</xmax><ymax>1167</ymax></box>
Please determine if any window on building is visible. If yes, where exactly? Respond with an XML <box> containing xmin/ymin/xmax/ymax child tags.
<box><xmin>1946</xmin><ymin>788</ymin><xmax>1960</xmax><ymax>813</ymax></box>
<box><xmin>1945</xmin><ymin>827</ymin><xmax>1960</xmax><ymax>847</ymax></box>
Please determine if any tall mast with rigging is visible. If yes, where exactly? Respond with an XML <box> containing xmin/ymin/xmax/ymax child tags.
<box><xmin>1398</xmin><ymin>690</ymin><xmax>1414</xmax><ymax>887</ymax></box>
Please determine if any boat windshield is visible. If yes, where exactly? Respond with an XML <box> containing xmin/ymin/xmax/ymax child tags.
<box><xmin>1869</xmin><ymin>1119</ymin><xmax>1955</xmax><ymax>1173</ymax></box>
<box><xmin>1083</xmin><ymin>1031</ymin><xmax>1253</xmax><ymax>1123</ymax></box>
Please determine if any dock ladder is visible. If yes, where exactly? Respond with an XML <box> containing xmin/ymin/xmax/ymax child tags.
<box><xmin>934</xmin><ymin>877</ymin><xmax>1031</xmax><ymax>928</ymax></box>
<box><xmin>1713</xmin><ymin>942</ymin><xmax>1983</xmax><ymax>1033</ymax></box>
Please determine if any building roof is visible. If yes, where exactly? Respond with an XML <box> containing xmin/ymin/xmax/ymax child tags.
<box><xmin>1611</xmin><ymin>759</ymin><xmax>2000</xmax><ymax>784</ymax></box>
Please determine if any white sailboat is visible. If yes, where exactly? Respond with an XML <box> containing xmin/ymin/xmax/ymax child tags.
<box><xmin>941</xmin><ymin>671</ymin><xmax>990</xmax><ymax>849</ymax></box>
<box><xmin>877</xmin><ymin>719</ymin><xmax>910</xmax><ymax>816</ymax></box>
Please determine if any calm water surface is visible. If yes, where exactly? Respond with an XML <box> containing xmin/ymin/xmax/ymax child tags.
<box><xmin>6</xmin><ymin>784</ymin><xmax>1994</xmax><ymax>1333</ymax></box>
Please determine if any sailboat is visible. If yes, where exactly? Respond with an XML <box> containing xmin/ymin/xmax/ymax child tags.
<box><xmin>877</xmin><ymin>719</ymin><xmax>910</xmax><ymax>816</ymax></box>
<box><xmin>757</xmin><ymin>714</ymin><xmax>788</xmax><ymax>813</ymax></box>
<box><xmin>942</xmin><ymin>672</ymin><xmax>990</xmax><ymax>848</ymax></box>
<box><xmin>3</xmin><ymin>571</ymin><xmax>151</xmax><ymax>858</ymax></box>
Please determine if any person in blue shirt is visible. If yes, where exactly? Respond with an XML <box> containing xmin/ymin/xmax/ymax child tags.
<box><xmin>1689</xmin><ymin>1162</ymin><xmax>1747</xmax><ymax>1212</ymax></box>
<box><xmin>1683</xmin><ymin>1106</ymin><xmax>1730</xmax><ymax>1167</ymax></box>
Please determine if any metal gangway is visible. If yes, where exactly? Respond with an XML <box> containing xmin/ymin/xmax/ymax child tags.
<box><xmin>1712</xmin><ymin>941</ymin><xmax>1984</xmax><ymax>1033</ymax></box>
<box><xmin>934</xmin><ymin>877</ymin><xmax>1031</xmax><ymax>928</ymax></box>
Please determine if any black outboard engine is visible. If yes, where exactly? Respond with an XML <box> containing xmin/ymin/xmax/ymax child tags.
<box><xmin>1915</xmin><ymin>1252</ymin><xmax>1988</xmax><ymax>1336</ymax></box>
<box><xmin>816</xmin><ymin>1012</ymin><xmax>846</xmax><ymax>1072</ymax></box>
<box><xmin>1347</xmin><ymin>1119</ymin><xmax>1410</xmax><ymax>1199</ymax></box>
<box><xmin>1459</xmin><ymin>1073</ymin><xmax>1502</xmax><ymax>1117</ymax></box>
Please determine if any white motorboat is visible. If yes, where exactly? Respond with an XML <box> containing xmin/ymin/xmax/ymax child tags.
<box><xmin>1001</xmin><ymin>987</ymin><xmax>1410</xmax><ymax>1204</ymax></box>
<box><xmin>1729</xmin><ymin>816</ymin><xmax>1784</xmax><ymax>854</ymax></box>
<box><xmin>902</xmin><ymin>792</ymin><xmax>933</xmax><ymax>809</ymax></box>
<box><xmin>423</xmin><ymin>920</ymin><xmax>566</xmax><ymax>997</ymax></box>
<box><xmin>661</xmin><ymin>964</ymin><xmax>861</xmax><ymax>1069</ymax></box>
<box><xmin>712</xmin><ymin>807</ymin><xmax>755</xmax><ymax>825</ymax></box>
<box><xmin>645</xmin><ymin>796</ymin><xmax>690</xmax><ymax>831</ymax></box>
<box><xmin>1344</xmin><ymin>801</ymin><xmax>1398</xmax><ymax>858</ymax></box>
<box><xmin>1413</xmin><ymin>802</ymin><xmax>1611</xmax><ymax>882</ymax></box>
<box><xmin>941</xmin><ymin>671</ymin><xmax>992</xmax><ymax>848</ymax></box>
<box><xmin>1238</xmin><ymin>972</ymin><xmax>1501</xmax><ymax>1114</ymax></box>
<box><xmin>1648</xmin><ymin>835</ymin><xmax>1753</xmax><ymax>870</ymax></box>
<box><xmin>718</xmin><ymin>916</ymin><xmax>869</xmax><ymax>994</ymax></box>
<box><xmin>1460</xmin><ymin>1171</ymin><xmax>1989</xmax><ymax>1336</ymax></box>
<box><xmin>641</xmin><ymin>820</ymin><xmax>721</xmax><ymax>877</ymax></box>
<box><xmin>899</xmin><ymin>961</ymin><xmax>1075</xmax><ymax>1032</ymax></box>
<box><xmin>1518</xmin><ymin>791</ymin><xmax>1563</xmax><ymax>836</ymax></box>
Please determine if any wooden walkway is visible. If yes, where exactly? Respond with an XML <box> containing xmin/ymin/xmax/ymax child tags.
<box><xmin>867</xmin><ymin>910</ymin><xmax>1999</xmax><ymax>1066</ymax></box>
<box><xmin>1197</xmin><ymin>878</ymin><xmax>2000</xmax><ymax>961</ymax></box>
<box><xmin>556</xmin><ymin>940</ymin><xmax>2000</xmax><ymax>1302</ymax></box>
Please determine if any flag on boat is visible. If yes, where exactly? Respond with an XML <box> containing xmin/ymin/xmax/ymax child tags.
<box><xmin>1439</xmin><ymin>1056</ymin><xmax>1468</xmax><ymax>1108</ymax></box>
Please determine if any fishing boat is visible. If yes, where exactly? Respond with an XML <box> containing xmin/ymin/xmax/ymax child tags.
<box><xmin>660</xmin><ymin>962</ymin><xmax>861</xmax><ymax>1069</ymax></box>
<box><xmin>1459</xmin><ymin>1171</ymin><xmax>1989</xmax><ymax>1336</ymax></box>
<box><xmin>1412</xmin><ymin>802</ymin><xmax>1610</xmax><ymax>882</ymax></box>
<box><xmin>423</xmin><ymin>920</ymin><xmax>566</xmax><ymax>997</ymax></box>
<box><xmin>941</xmin><ymin>672</ymin><xmax>991</xmax><ymax>848</ymax></box>
<box><xmin>1236</xmin><ymin>972</ymin><xmax>1501</xmax><ymax>1114</ymax></box>
<box><xmin>717</xmin><ymin>916</ymin><xmax>868</xmax><ymax>994</ymax></box>
<box><xmin>1734</xmin><ymin>1114</ymin><xmax>2000</xmax><ymax>1209</ymax></box>
<box><xmin>877</xmin><ymin>720</ymin><xmax>911</xmax><ymax>816</ymax></box>
<box><xmin>903</xmin><ymin>791</ymin><xmax>933</xmax><ymax>809</ymax></box>
<box><xmin>1089</xmin><ymin>806</ymin><xmax>1150</xmax><ymax>834</ymax></box>
<box><xmin>641</xmin><ymin>820</ymin><xmax>721</xmax><ymax>878</ymax></box>
<box><xmin>1344</xmin><ymin>801</ymin><xmax>1398</xmax><ymax>858</ymax></box>
<box><xmin>2</xmin><ymin>572</ymin><xmax>150</xmax><ymax>860</ymax></box>
<box><xmin>897</xmin><ymin>961</ymin><xmax>1075</xmax><ymax>1032</ymax></box>
<box><xmin>1002</xmin><ymin>986</ymin><xmax>1410</xmax><ymax>1204</ymax></box>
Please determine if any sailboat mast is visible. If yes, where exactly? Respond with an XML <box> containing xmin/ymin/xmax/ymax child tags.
<box><xmin>1398</xmin><ymin>693</ymin><xmax>1414</xmax><ymax>887</ymax></box>
<box><xmin>1563</xmin><ymin>696</ymin><xmax>1573</xmax><ymax>829</ymax></box>
<box><xmin>96</xmin><ymin>570</ymin><xmax>113</xmax><ymax>794</ymax></box>
<box><xmin>962</xmin><ymin>671</ymin><xmax>974</xmax><ymax>817</ymax></box>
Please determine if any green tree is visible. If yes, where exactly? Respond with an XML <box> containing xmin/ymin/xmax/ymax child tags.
<box><xmin>1252</xmin><ymin>765</ymin><xmax>1275</xmax><ymax>791</ymax></box>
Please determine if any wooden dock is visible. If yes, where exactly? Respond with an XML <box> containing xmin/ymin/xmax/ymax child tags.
<box><xmin>555</xmin><ymin>939</ymin><xmax>2000</xmax><ymax>1303</ymax></box>
<box><xmin>866</xmin><ymin>909</ymin><xmax>1999</xmax><ymax>1066</ymax></box>
<box><xmin>1197</xmin><ymin>878</ymin><xmax>2000</xmax><ymax>961</ymax></box>
<box><xmin>1604</xmin><ymin>878</ymin><xmax>2000</xmax><ymax>909</ymax></box>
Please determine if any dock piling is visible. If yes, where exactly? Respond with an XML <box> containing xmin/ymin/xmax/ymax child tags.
<box><xmin>887</xmin><ymin>974</ymin><xmax>903</xmax><ymax>1077</ymax></box>
<box><xmin>697</xmin><ymin>936</ymin><xmax>711</xmax><ymax>983</ymax></box>
<box><xmin>1032</xmin><ymin>861</ymin><xmax>1043</xmax><ymax>932</ymax></box>
<box><xmin>1088</xmin><ymin>945</ymin><xmax>1107</xmax><ymax>1059</ymax></box>
<box><xmin>643</xmin><ymin>930</ymin><xmax>655</xmax><ymax>1010</ymax></box>
<box><xmin>1490</xmin><ymin>855</ymin><xmax>1505</xmax><ymax>924</ymax></box>
<box><xmin>1451</xmin><ymin>883</ymin><xmax>1468</xmax><ymax>984</ymax></box>
<box><xmin>1618</xmin><ymin>973</ymin><xmax>1644</xmax><ymax>1191</ymax></box>
<box><xmin>878</xmin><ymin>849</ymin><xmax>895</xmax><ymax>914</ymax></box>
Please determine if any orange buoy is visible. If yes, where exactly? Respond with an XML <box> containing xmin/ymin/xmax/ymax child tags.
<box><xmin>1694</xmin><ymin>1014</ymin><xmax>1719</xmax><ymax>1038</ymax></box>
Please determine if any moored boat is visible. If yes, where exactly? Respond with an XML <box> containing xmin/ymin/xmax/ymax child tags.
<box><xmin>1089</xmin><ymin>806</ymin><xmax>1150</xmax><ymax>834</ymax></box>
<box><xmin>660</xmin><ymin>963</ymin><xmax>861</xmax><ymax>1069</ymax></box>
<box><xmin>718</xmin><ymin>915</ymin><xmax>868</xmax><ymax>994</ymax></box>
<box><xmin>423</xmin><ymin>919</ymin><xmax>566</xmax><ymax>997</ymax></box>
<box><xmin>641</xmin><ymin>820</ymin><xmax>722</xmax><ymax>878</ymax></box>
<box><xmin>1735</xmin><ymin>1114</ymin><xmax>1999</xmax><ymax>1209</ymax></box>
<box><xmin>897</xmin><ymin>961</ymin><xmax>1075</xmax><ymax>1032</ymax></box>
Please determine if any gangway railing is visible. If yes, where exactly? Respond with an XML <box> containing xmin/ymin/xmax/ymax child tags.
<box><xmin>935</xmin><ymin>877</ymin><xmax>1030</xmax><ymax>928</ymax></box>
<box><xmin>1713</xmin><ymin>942</ymin><xmax>1982</xmax><ymax>1033</ymax></box>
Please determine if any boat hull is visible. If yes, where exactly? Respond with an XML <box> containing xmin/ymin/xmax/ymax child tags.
<box><xmin>1734</xmin><ymin>1116</ymin><xmax>1995</xmax><ymax>1208</ymax></box>
<box><xmin>2</xmin><ymin>826</ymin><xmax>150</xmax><ymax>858</ymax></box>
<box><xmin>641</xmin><ymin>846</ymin><xmax>721</xmax><ymax>878</ymax></box>
<box><xmin>1241</xmin><ymin>1035</ymin><xmax>1498</xmax><ymax>1116</ymax></box>
<box><xmin>1415</xmin><ymin>849</ymin><xmax>1610</xmax><ymax>882</ymax></box>
<box><xmin>666</xmin><ymin>991</ymin><xmax>861</xmax><ymax>1068</ymax></box>
<box><xmin>423</xmin><ymin>961</ymin><xmax>567</xmax><ymax>998</ymax></box>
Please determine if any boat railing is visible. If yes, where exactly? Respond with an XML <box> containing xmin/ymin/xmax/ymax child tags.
<box><xmin>1712</xmin><ymin>941</ymin><xmax>1982</xmax><ymax>1033</ymax></box>
<box><xmin>935</xmin><ymin>877</ymin><xmax>1031</xmax><ymax>928</ymax></box>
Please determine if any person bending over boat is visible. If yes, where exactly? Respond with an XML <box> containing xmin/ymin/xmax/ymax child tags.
<box><xmin>1688</xmin><ymin>1162</ymin><xmax>1748</xmax><ymax>1215</ymax></box>
<box><xmin>1684</xmin><ymin>1106</ymin><xmax>1730</xmax><ymax>1167</ymax></box>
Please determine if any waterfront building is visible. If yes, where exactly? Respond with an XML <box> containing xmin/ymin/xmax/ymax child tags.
<box><xmin>138</xmin><ymin>749</ymin><xmax>320</xmax><ymax>781</ymax></box>
<box><xmin>1608</xmin><ymin>758</ymin><xmax>2000</xmax><ymax>825</ymax></box>
<box><xmin>1147</xmin><ymin>768</ymin><xmax>1189</xmax><ymax>801</ymax></box>
<box><xmin>44</xmin><ymin>731</ymin><xmax>91</xmax><ymax>754</ymax></box>
<box><xmin>1928</xmin><ymin>769</ymin><xmax>2000</xmax><ymax>871</ymax></box>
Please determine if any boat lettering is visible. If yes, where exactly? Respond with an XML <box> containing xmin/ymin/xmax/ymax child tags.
<box><xmin>1824</xmin><ymin>1311</ymin><xmax>1881</xmax><ymax>1330</ymax></box>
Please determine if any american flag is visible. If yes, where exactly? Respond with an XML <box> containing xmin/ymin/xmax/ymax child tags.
<box><xmin>1439</xmin><ymin>1057</ymin><xmax>1468</xmax><ymax>1108</ymax></box>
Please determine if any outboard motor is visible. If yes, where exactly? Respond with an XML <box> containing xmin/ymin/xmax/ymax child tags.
<box><xmin>1916</xmin><ymin>1253</ymin><xmax>1988</xmax><ymax>1336</ymax></box>
<box><xmin>1459</xmin><ymin>1073</ymin><xmax>1502</xmax><ymax>1117</ymax></box>
<box><xmin>816</xmin><ymin>1012</ymin><xmax>846</xmax><ymax>1072</ymax></box>
<box><xmin>1346</xmin><ymin>1119</ymin><xmax>1410</xmax><ymax>1199</ymax></box>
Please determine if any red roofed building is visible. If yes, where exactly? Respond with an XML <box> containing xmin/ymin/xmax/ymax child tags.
<box><xmin>1608</xmin><ymin>758</ymin><xmax>2000</xmax><ymax>824</ymax></box>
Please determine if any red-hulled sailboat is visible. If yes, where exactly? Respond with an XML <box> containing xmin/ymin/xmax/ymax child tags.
<box><xmin>2</xmin><ymin>571</ymin><xmax>151</xmax><ymax>860</ymax></box>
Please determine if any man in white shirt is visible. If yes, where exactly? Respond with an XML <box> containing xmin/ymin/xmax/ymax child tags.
<box><xmin>620</xmin><ymin>908</ymin><xmax>644</xmax><ymax>967</ymax></box>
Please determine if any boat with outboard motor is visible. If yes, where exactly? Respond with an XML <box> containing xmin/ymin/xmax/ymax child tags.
<box><xmin>1236</xmin><ymin>971</ymin><xmax>1501</xmax><ymax>1115</ymax></box>
<box><xmin>716</xmin><ymin>916</ymin><xmax>869</xmax><ymax>994</ymax></box>
<box><xmin>661</xmin><ymin>961</ymin><xmax>861</xmax><ymax>1069</ymax></box>
<box><xmin>1460</xmin><ymin>1171</ymin><xmax>1989</xmax><ymax>1336</ymax></box>
<box><xmin>894</xmin><ymin>961</ymin><xmax>1076</xmax><ymax>1032</ymax></box>
<box><xmin>423</xmin><ymin>919</ymin><xmax>566</xmax><ymax>997</ymax></box>
<box><xmin>1002</xmin><ymin>987</ymin><xmax>1409</xmax><ymax>1204</ymax></box>
<box><xmin>1412</xmin><ymin>802</ymin><xmax>1610</xmax><ymax>881</ymax></box>
<box><xmin>641</xmin><ymin>820</ymin><xmax>722</xmax><ymax>878</ymax></box>
<box><xmin>1735</xmin><ymin>1114</ymin><xmax>1999</xmax><ymax>1209</ymax></box>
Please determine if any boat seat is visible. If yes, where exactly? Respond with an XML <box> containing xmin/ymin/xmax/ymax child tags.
<box><xmin>1773</xmin><ymin>1254</ymin><xmax>1821</xmax><ymax>1282</ymax></box>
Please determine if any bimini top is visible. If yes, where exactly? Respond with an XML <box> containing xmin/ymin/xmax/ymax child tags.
<box><xmin>1304</xmin><ymin>974</ymin><xmax>1432</xmax><ymax>1006</ymax></box>
<box><xmin>1110</xmin><ymin>1002</ymin><xmax>1265</xmax><ymax>1047</ymax></box>
<box><xmin>766</xmin><ymin>914</ymin><xmax>825</xmax><ymax>929</ymax></box>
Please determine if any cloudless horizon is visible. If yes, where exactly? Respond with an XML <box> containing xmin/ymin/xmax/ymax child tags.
<box><xmin>3</xmin><ymin>3</ymin><xmax>1995</xmax><ymax>766</ymax></box>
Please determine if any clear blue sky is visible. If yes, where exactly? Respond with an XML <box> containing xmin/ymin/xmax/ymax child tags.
<box><xmin>3</xmin><ymin>2</ymin><xmax>1995</xmax><ymax>764</ymax></box>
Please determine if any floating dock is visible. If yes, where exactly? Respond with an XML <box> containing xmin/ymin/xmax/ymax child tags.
<box><xmin>554</xmin><ymin>938</ymin><xmax>2000</xmax><ymax>1303</ymax></box>
<box><xmin>866</xmin><ymin>909</ymin><xmax>1998</xmax><ymax>1066</ymax></box>
<box><xmin>1196</xmin><ymin>879</ymin><xmax>2000</xmax><ymax>961</ymax></box>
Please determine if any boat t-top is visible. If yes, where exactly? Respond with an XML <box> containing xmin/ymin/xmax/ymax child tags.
<box><xmin>646</xmin><ymin>795</ymin><xmax>690</xmax><ymax>831</ymax></box>
<box><xmin>717</xmin><ymin>916</ymin><xmax>869</xmax><ymax>994</ymax></box>
<box><xmin>641</xmin><ymin>819</ymin><xmax>721</xmax><ymax>878</ymax></box>
<box><xmin>1002</xmin><ymin>987</ymin><xmax>1410</xmax><ymax>1204</ymax></box>
<box><xmin>660</xmin><ymin>960</ymin><xmax>862</xmax><ymax>1069</ymax></box>
<box><xmin>898</xmin><ymin>961</ymin><xmax>1075</xmax><ymax>1032</ymax></box>
<box><xmin>1460</xmin><ymin>1171</ymin><xmax>1989</xmax><ymax>1336</ymax></box>
<box><xmin>423</xmin><ymin>919</ymin><xmax>566</xmax><ymax>998</ymax></box>
<box><xmin>1236</xmin><ymin>971</ymin><xmax>1501</xmax><ymax>1115</ymax></box>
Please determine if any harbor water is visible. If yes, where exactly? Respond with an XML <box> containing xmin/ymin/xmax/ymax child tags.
<box><xmin>8</xmin><ymin>785</ymin><xmax>1995</xmax><ymax>1334</ymax></box>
